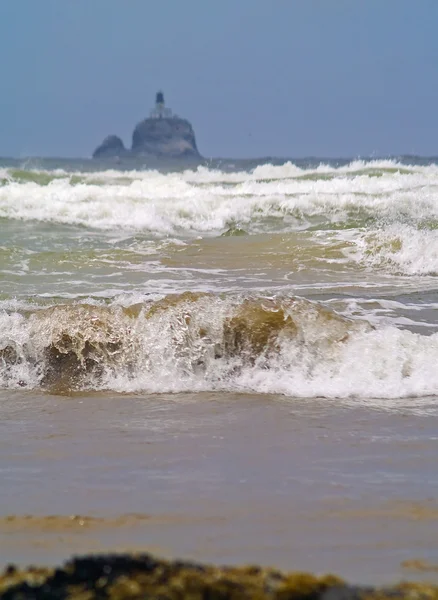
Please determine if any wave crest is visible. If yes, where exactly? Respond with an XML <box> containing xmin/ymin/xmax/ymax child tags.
<box><xmin>4</xmin><ymin>292</ymin><xmax>438</xmax><ymax>399</ymax></box>
<box><xmin>1</xmin><ymin>161</ymin><xmax>438</xmax><ymax>234</ymax></box>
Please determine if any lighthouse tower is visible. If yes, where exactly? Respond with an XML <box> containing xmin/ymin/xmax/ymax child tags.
<box><xmin>150</xmin><ymin>90</ymin><xmax>173</xmax><ymax>119</ymax></box>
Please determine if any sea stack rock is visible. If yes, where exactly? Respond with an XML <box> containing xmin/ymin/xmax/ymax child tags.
<box><xmin>92</xmin><ymin>91</ymin><xmax>202</xmax><ymax>160</ymax></box>
<box><xmin>92</xmin><ymin>135</ymin><xmax>126</xmax><ymax>159</ymax></box>
<box><xmin>132</xmin><ymin>116</ymin><xmax>200</xmax><ymax>158</ymax></box>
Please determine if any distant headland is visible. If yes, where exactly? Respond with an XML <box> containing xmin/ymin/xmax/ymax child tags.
<box><xmin>93</xmin><ymin>91</ymin><xmax>202</xmax><ymax>161</ymax></box>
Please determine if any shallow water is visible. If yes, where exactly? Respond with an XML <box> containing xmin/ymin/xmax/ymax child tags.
<box><xmin>1</xmin><ymin>391</ymin><xmax>438</xmax><ymax>584</ymax></box>
<box><xmin>0</xmin><ymin>157</ymin><xmax>437</xmax><ymax>582</ymax></box>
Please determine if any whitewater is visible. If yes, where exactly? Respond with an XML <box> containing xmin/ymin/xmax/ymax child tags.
<box><xmin>1</xmin><ymin>157</ymin><xmax>438</xmax><ymax>402</ymax></box>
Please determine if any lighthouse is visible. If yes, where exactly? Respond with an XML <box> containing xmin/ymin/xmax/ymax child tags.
<box><xmin>150</xmin><ymin>90</ymin><xmax>173</xmax><ymax>119</ymax></box>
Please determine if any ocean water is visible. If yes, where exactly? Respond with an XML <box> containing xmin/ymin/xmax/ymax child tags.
<box><xmin>1</xmin><ymin>157</ymin><xmax>438</xmax><ymax>399</ymax></box>
<box><xmin>1</xmin><ymin>156</ymin><xmax>438</xmax><ymax>582</ymax></box>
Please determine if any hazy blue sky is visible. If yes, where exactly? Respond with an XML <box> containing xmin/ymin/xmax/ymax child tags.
<box><xmin>1</xmin><ymin>0</ymin><xmax>438</xmax><ymax>158</ymax></box>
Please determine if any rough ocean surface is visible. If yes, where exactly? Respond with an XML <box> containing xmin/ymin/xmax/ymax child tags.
<box><xmin>1</xmin><ymin>156</ymin><xmax>438</xmax><ymax>585</ymax></box>
<box><xmin>1</xmin><ymin>156</ymin><xmax>438</xmax><ymax>400</ymax></box>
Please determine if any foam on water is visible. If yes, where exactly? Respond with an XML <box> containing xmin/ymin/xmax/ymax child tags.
<box><xmin>3</xmin><ymin>159</ymin><xmax>438</xmax><ymax>183</ymax></box>
<box><xmin>335</xmin><ymin>224</ymin><xmax>438</xmax><ymax>276</ymax></box>
<box><xmin>0</xmin><ymin>292</ymin><xmax>437</xmax><ymax>400</ymax></box>
<box><xmin>1</xmin><ymin>160</ymin><xmax>438</xmax><ymax>287</ymax></box>
<box><xmin>1</xmin><ymin>161</ymin><xmax>438</xmax><ymax>238</ymax></box>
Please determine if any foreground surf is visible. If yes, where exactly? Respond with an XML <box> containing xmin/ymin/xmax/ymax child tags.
<box><xmin>0</xmin><ymin>292</ymin><xmax>437</xmax><ymax>398</ymax></box>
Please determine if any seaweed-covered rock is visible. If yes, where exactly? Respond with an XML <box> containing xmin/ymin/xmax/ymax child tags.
<box><xmin>1</xmin><ymin>552</ymin><xmax>438</xmax><ymax>600</ymax></box>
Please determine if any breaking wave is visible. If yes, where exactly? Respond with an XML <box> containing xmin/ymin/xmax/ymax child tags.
<box><xmin>1</xmin><ymin>292</ymin><xmax>438</xmax><ymax>399</ymax></box>
<box><xmin>347</xmin><ymin>224</ymin><xmax>438</xmax><ymax>276</ymax></box>
<box><xmin>1</xmin><ymin>160</ymin><xmax>438</xmax><ymax>236</ymax></box>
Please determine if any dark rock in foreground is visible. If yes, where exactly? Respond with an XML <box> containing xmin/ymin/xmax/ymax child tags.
<box><xmin>132</xmin><ymin>117</ymin><xmax>200</xmax><ymax>159</ymax></box>
<box><xmin>1</xmin><ymin>553</ymin><xmax>438</xmax><ymax>600</ymax></box>
<box><xmin>92</xmin><ymin>135</ymin><xmax>126</xmax><ymax>159</ymax></box>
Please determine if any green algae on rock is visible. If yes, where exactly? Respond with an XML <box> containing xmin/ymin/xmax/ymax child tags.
<box><xmin>1</xmin><ymin>553</ymin><xmax>438</xmax><ymax>600</ymax></box>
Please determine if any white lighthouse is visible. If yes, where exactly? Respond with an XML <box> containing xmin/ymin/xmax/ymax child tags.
<box><xmin>149</xmin><ymin>90</ymin><xmax>173</xmax><ymax>119</ymax></box>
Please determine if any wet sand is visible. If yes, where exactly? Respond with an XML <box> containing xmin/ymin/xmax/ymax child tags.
<box><xmin>0</xmin><ymin>391</ymin><xmax>437</xmax><ymax>584</ymax></box>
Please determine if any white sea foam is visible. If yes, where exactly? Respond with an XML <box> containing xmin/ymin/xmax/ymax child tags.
<box><xmin>77</xmin><ymin>324</ymin><xmax>438</xmax><ymax>400</ymax></box>
<box><xmin>235</xmin><ymin>326</ymin><xmax>438</xmax><ymax>399</ymax></box>
<box><xmin>1</xmin><ymin>162</ymin><xmax>438</xmax><ymax>236</ymax></box>
<box><xmin>81</xmin><ymin>160</ymin><xmax>438</xmax><ymax>184</ymax></box>
<box><xmin>342</xmin><ymin>224</ymin><xmax>438</xmax><ymax>275</ymax></box>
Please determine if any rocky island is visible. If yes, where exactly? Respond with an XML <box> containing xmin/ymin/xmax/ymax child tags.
<box><xmin>93</xmin><ymin>91</ymin><xmax>202</xmax><ymax>161</ymax></box>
